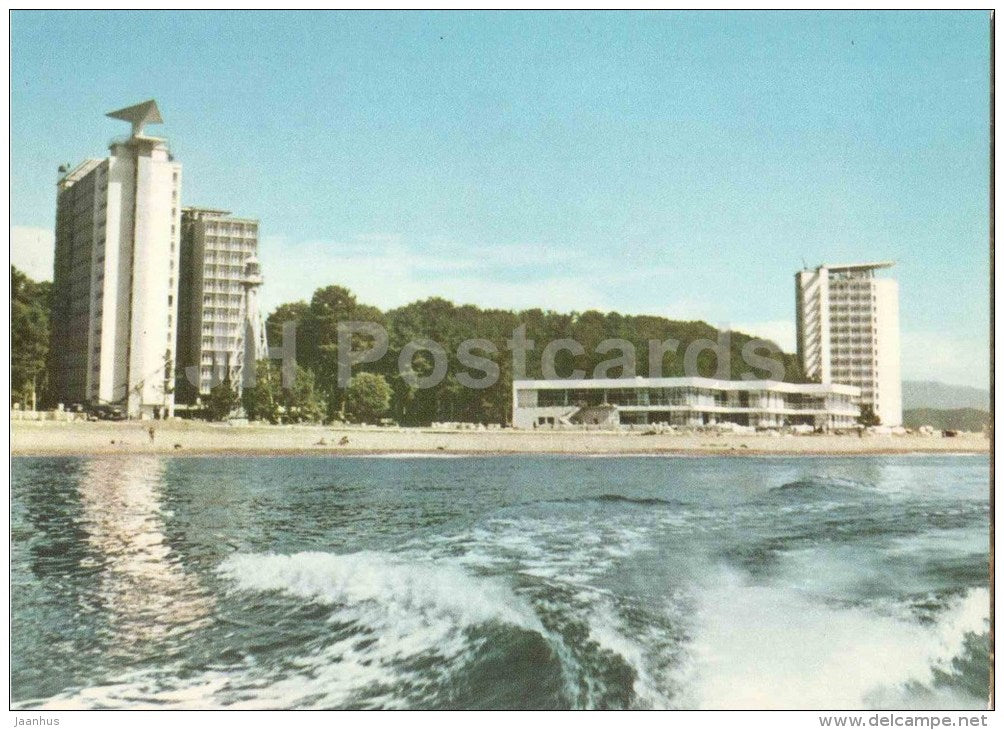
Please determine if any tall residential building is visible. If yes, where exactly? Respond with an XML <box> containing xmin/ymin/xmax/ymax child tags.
<box><xmin>795</xmin><ymin>261</ymin><xmax>902</xmax><ymax>426</ymax></box>
<box><xmin>49</xmin><ymin>100</ymin><xmax>182</xmax><ymax>418</ymax></box>
<box><xmin>175</xmin><ymin>208</ymin><xmax>265</xmax><ymax>404</ymax></box>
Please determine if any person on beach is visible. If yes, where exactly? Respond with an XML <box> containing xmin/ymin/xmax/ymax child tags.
<box><xmin>148</xmin><ymin>426</ymin><xmax>156</xmax><ymax>444</ymax></box>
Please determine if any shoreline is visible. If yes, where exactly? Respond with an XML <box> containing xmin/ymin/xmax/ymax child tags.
<box><xmin>11</xmin><ymin>420</ymin><xmax>990</xmax><ymax>458</ymax></box>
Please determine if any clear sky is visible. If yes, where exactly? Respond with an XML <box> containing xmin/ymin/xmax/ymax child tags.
<box><xmin>10</xmin><ymin>10</ymin><xmax>991</xmax><ymax>388</ymax></box>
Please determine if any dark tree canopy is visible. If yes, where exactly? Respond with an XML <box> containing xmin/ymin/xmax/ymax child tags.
<box><xmin>857</xmin><ymin>404</ymin><xmax>881</xmax><ymax>427</ymax></box>
<box><xmin>204</xmin><ymin>379</ymin><xmax>241</xmax><ymax>421</ymax></box>
<box><xmin>345</xmin><ymin>372</ymin><xmax>392</xmax><ymax>424</ymax></box>
<box><xmin>264</xmin><ymin>284</ymin><xmax>807</xmax><ymax>426</ymax></box>
<box><xmin>12</xmin><ymin>266</ymin><xmax>51</xmax><ymax>409</ymax></box>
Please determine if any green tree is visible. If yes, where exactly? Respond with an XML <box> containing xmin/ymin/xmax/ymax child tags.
<box><xmin>345</xmin><ymin>372</ymin><xmax>392</xmax><ymax>424</ymax></box>
<box><xmin>290</xmin><ymin>286</ymin><xmax>387</xmax><ymax>421</ymax></box>
<box><xmin>242</xmin><ymin>360</ymin><xmax>281</xmax><ymax>423</ymax></box>
<box><xmin>265</xmin><ymin>300</ymin><xmax>310</xmax><ymax>358</ymax></box>
<box><xmin>11</xmin><ymin>266</ymin><xmax>50</xmax><ymax>409</ymax></box>
<box><xmin>204</xmin><ymin>379</ymin><xmax>240</xmax><ymax>421</ymax></box>
<box><xmin>282</xmin><ymin>366</ymin><xmax>326</xmax><ymax>423</ymax></box>
<box><xmin>857</xmin><ymin>404</ymin><xmax>881</xmax><ymax>427</ymax></box>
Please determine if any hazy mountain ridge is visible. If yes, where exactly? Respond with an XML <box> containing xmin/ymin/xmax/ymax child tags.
<box><xmin>901</xmin><ymin>380</ymin><xmax>989</xmax><ymax>411</ymax></box>
<box><xmin>902</xmin><ymin>408</ymin><xmax>990</xmax><ymax>432</ymax></box>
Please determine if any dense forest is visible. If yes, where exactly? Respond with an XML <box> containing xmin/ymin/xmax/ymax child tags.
<box><xmin>13</xmin><ymin>266</ymin><xmax>806</xmax><ymax>424</ymax></box>
<box><xmin>264</xmin><ymin>285</ymin><xmax>806</xmax><ymax>425</ymax></box>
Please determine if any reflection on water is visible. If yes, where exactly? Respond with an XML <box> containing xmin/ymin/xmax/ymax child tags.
<box><xmin>11</xmin><ymin>454</ymin><xmax>990</xmax><ymax>710</ymax></box>
<box><xmin>76</xmin><ymin>456</ymin><xmax>213</xmax><ymax>651</ymax></box>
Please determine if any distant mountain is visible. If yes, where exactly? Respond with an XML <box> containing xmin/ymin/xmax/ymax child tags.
<box><xmin>903</xmin><ymin>408</ymin><xmax>990</xmax><ymax>433</ymax></box>
<box><xmin>901</xmin><ymin>380</ymin><xmax>989</xmax><ymax>411</ymax></box>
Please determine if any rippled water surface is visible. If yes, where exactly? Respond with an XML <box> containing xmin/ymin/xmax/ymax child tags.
<box><xmin>11</xmin><ymin>454</ymin><xmax>990</xmax><ymax>709</ymax></box>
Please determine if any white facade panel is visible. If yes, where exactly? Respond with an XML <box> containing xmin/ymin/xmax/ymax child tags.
<box><xmin>795</xmin><ymin>262</ymin><xmax>902</xmax><ymax>426</ymax></box>
<box><xmin>512</xmin><ymin>377</ymin><xmax>861</xmax><ymax>430</ymax></box>
<box><xmin>873</xmin><ymin>278</ymin><xmax>902</xmax><ymax>427</ymax></box>
<box><xmin>50</xmin><ymin>102</ymin><xmax>182</xmax><ymax>419</ymax></box>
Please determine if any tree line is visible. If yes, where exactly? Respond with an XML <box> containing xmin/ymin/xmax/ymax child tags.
<box><xmin>13</xmin><ymin>266</ymin><xmax>807</xmax><ymax>424</ymax></box>
<box><xmin>263</xmin><ymin>284</ymin><xmax>807</xmax><ymax>426</ymax></box>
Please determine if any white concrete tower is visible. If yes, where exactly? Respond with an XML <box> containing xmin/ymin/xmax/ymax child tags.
<box><xmin>240</xmin><ymin>256</ymin><xmax>268</xmax><ymax>390</ymax></box>
<box><xmin>795</xmin><ymin>261</ymin><xmax>902</xmax><ymax>426</ymax></box>
<box><xmin>50</xmin><ymin>99</ymin><xmax>182</xmax><ymax>418</ymax></box>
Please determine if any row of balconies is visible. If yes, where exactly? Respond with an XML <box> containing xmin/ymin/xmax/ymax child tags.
<box><xmin>205</xmin><ymin>241</ymin><xmax>256</xmax><ymax>254</ymax></box>
<box><xmin>831</xmin><ymin>336</ymin><xmax>876</xmax><ymax>344</ymax></box>
<box><xmin>204</xmin><ymin>233</ymin><xmax>257</xmax><ymax>243</ymax></box>
<box><xmin>829</xmin><ymin>310</ymin><xmax>877</xmax><ymax>319</ymax></box>
<box><xmin>830</xmin><ymin>319</ymin><xmax>877</xmax><ymax>327</ymax></box>
<box><xmin>201</xmin><ymin>338</ymin><xmax>240</xmax><ymax>348</ymax></box>
<box><xmin>829</xmin><ymin>332</ymin><xmax>876</xmax><ymax>340</ymax></box>
<box><xmin>830</xmin><ymin>298</ymin><xmax>876</xmax><ymax>307</ymax></box>
<box><xmin>200</xmin><ymin>309</ymin><xmax>244</xmax><ymax>320</ymax></box>
<box><xmin>203</xmin><ymin>264</ymin><xmax>247</xmax><ymax>277</ymax></box>
<box><xmin>204</xmin><ymin>223</ymin><xmax>258</xmax><ymax>235</ymax></box>
<box><xmin>202</xmin><ymin>281</ymin><xmax>243</xmax><ymax>293</ymax></box>
<box><xmin>831</xmin><ymin>347</ymin><xmax>875</xmax><ymax>355</ymax></box>
<box><xmin>203</xmin><ymin>255</ymin><xmax>249</xmax><ymax>266</ymax></box>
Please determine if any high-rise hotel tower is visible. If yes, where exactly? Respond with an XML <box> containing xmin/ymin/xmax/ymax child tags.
<box><xmin>795</xmin><ymin>262</ymin><xmax>902</xmax><ymax>426</ymax></box>
<box><xmin>50</xmin><ymin>100</ymin><xmax>182</xmax><ymax>418</ymax></box>
<box><xmin>175</xmin><ymin>208</ymin><xmax>266</xmax><ymax>404</ymax></box>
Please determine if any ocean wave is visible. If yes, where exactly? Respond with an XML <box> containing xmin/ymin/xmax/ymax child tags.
<box><xmin>759</xmin><ymin>477</ymin><xmax>883</xmax><ymax>504</ymax></box>
<box><xmin>538</xmin><ymin>494</ymin><xmax>688</xmax><ymax>508</ymax></box>
<box><xmin>213</xmin><ymin>551</ymin><xmax>566</xmax><ymax>708</ymax></box>
<box><xmin>682</xmin><ymin>568</ymin><xmax>989</xmax><ymax>710</ymax></box>
<box><xmin>218</xmin><ymin>550</ymin><xmax>542</xmax><ymax>630</ymax></box>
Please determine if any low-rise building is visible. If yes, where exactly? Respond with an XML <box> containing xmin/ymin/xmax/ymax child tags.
<box><xmin>512</xmin><ymin>377</ymin><xmax>860</xmax><ymax>430</ymax></box>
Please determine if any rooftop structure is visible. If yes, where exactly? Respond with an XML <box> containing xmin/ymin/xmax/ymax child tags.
<box><xmin>106</xmin><ymin>99</ymin><xmax>164</xmax><ymax>138</ymax></box>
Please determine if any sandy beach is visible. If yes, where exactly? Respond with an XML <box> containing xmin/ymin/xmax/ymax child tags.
<box><xmin>10</xmin><ymin>419</ymin><xmax>990</xmax><ymax>456</ymax></box>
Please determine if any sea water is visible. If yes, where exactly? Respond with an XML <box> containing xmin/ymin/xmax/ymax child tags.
<box><xmin>11</xmin><ymin>454</ymin><xmax>990</xmax><ymax>709</ymax></box>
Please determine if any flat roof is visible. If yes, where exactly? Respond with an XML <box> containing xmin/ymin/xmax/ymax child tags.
<box><xmin>818</xmin><ymin>261</ymin><xmax>895</xmax><ymax>272</ymax></box>
<box><xmin>182</xmin><ymin>206</ymin><xmax>233</xmax><ymax>216</ymax></box>
<box><xmin>57</xmin><ymin>158</ymin><xmax>103</xmax><ymax>186</ymax></box>
<box><xmin>513</xmin><ymin>376</ymin><xmax>860</xmax><ymax>396</ymax></box>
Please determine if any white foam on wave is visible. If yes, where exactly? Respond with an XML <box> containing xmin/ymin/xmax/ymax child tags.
<box><xmin>683</xmin><ymin>568</ymin><xmax>989</xmax><ymax>710</ymax></box>
<box><xmin>420</xmin><ymin>515</ymin><xmax>683</xmax><ymax>708</ymax></box>
<box><xmin>211</xmin><ymin>550</ymin><xmax>548</xmax><ymax>708</ymax></box>
<box><xmin>219</xmin><ymin>550</ymin><xmax>542</xmax><ymax>631</ymax></box>
<box><xmin>26</xmin><ymin>551</ymin><xmax>549</xmax><ymax>710</ymax></box>
<box><xmin>581</xmin><ymin>599</ymin><xmax>679</xmax><ymax>709</ymax></box>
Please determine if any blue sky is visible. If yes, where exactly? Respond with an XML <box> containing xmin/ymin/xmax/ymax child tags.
<box><xmin>10</xmin><ymin>11</ymin><xmax>991</xmax><ymax>387</ymax></box>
